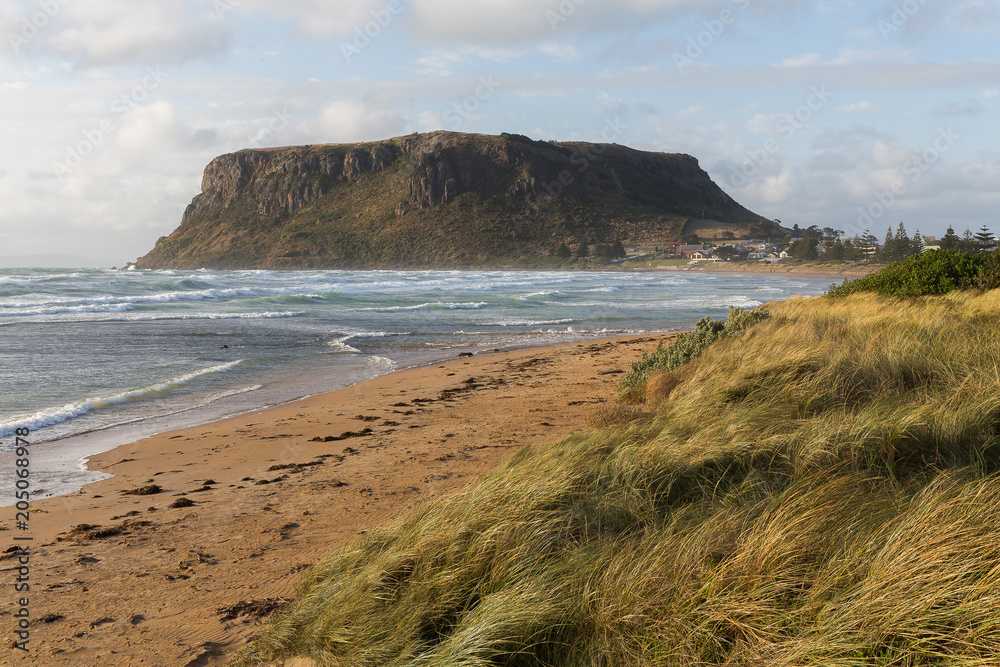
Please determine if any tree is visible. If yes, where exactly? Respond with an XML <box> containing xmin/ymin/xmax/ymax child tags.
<box><xmin>961</xmin><ymin>228</ymin><xmax>976</xmax><ymax>253</ymax></box>
<box><xmin>575</xmin><ymin>242</ymin><xmax>590</xmax><ymax>258</ymax></box>
<box><xmin>789</xmin><ymin>233</ymin><xmax>819</xmax><ymax>260</ymax></box>
<box><xmin>939</xmin><ymin>226</ymin><xmax>960</xmax><ymax>250</ymax></box>
<box><xmin>554</xmin><ymin>242</ymin><xmax>572</xmax><ymax>259</ymax></box>
<box><xmin>842</xmin><ymin>238</ymin><xmax>865</xmax><ymax>261</ymax></box>
<box><xmin>893</xmin><ymin>221</ymin><xmax>913</xmax><ymax>260</ymax></box>
<box><xmin>912</xmin><ymin>229</ymin><xmax>926</xmax><ymax>254</ymax></box>
<box><xmin>610</xmin><ymin>240</ymin><xmax>626</xmax><ymax>259</ymax></box>
<box><xmin>825</xmin><ymin>238</ymin><xmax>846</xmax><ymax>260</ymax></box>
<box><xmin>882</xmin><ymin>226</ymin><xmax>895</xmax><ymax>260</ymax></box>
<box><xmin>974</xmin><ymin>225</ymin><xmax>995</xmax><ymax>252</ymax></box>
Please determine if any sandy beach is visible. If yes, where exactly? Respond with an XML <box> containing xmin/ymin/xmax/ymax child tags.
<box><xmin>1</xmin><ymin>333</ymin><xmax>674</xmax><ymax>666</ymax></box>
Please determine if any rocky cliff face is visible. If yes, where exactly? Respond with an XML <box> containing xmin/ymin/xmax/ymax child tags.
<box><xmin>139</xmin><ymin>131</ymin><xmax>771</xmax><ymax>269</ymax></box>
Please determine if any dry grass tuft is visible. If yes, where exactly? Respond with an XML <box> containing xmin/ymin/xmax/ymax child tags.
<box><xmin>586</xmin><ymin>404</ymin><xmax>653</xmax><ymax>428</ymax></box>
<box><xmin>231</xmin><ymin>289</ymin><xmax>1000</xmax><ymax>667</ymax></box>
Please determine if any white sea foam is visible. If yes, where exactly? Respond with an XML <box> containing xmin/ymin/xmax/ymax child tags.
<box><xmin>327</xmin><ymin>336</ymin><xmax>362</xmax><ymax>354</ymax></box>
<box><xmin>476</xmin><ymin>318</ymin><xmax>577</xmax><ymax>327</ymax></box>
<box><xmin>360</xmin><ymin>301</ymin><xmax>488</xmax><ymax>312</ymax></box>
<box><xmin>367</xmin><ymin>355</ymin><xmax>397</xmax><ymax>372</ymax></box>
<box><xmin>0</xmin><ymin>360</ymin><xmax>243</xmax><ymax>440</ymax></box>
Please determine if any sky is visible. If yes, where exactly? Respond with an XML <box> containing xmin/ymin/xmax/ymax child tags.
<box><xmin>0</xmin><ymin>0</ymin><xmax>998</xmax><ymax>267</ymax></box>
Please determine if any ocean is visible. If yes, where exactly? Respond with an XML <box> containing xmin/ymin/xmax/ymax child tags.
<box><xmin>0</xmin><ymin>267</ymin><xmax>833</xmax><ymax>502</ymax></box>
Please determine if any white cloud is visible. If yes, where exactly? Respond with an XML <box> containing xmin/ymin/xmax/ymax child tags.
<box><xmin>416</xmin><ymin>110</ymin><xmax>445</xmax><ymax>131</ymax></box>
<box><xmin>746</xmin><ymin>113</ymin><xmax>777</xmax><ymax>135</ymax></box>
<box><xmin>48</xmin><ymin>0</ymin><xmax>230</xmax><ymax>67</ymax></box>
<box><xmin>415</xmin><ymin>46</ymin><xmax>522</xmax><ymax>76</ymax></box>
<box><xmin>115</xmin><ymin>101</ymin><xmax>216</xmax><ymax>151</ymax></box>
<box><xmin>240</xmin><ymin>0</ymin><xmax>398</xmax><ymax>39</ymax></box>
<box><xmin>946</xmin><ymin>0</ymin><xmax>1000</xmax><ymax>36</ymax></box>
<box><xmin>836</xmin><ymin>101</ymin><xmax>877</xmax><ymax>112</ymax></box>
<box><xmin>314</xmin><ymin>99</ymin><xmax>409</xmax><ymax>143</ymax></box>
<box><xmin>933</xmin><ymin>99</ymin><xmax>984</xmax><ymax>117</ymax></box>
<box><xmin>537</xmin><ymin>42</ymin><xmax>581</xmax><ymax>62</ymax></box>
<box><xmin>781</xmin><ymin>52</ymin><xmax>823</xmax><ymax>68</ymax></box>
<box><xmin>408</xmin><ymin>0</ymin><xmax>778</xmax><ymax>46</ymax></box>
<box><xmin>983</xmin><ymin>89</ymin><xmax>1000</xmax><ymax>98</ymax></box>
<box><xmin>779</xmin><ymin>46</ymin><xmax>913</xmax><ymax>69</ymax></box>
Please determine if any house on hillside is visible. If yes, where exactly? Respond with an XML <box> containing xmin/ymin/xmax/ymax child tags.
<box><xmin>748</xmin><ymin>245</ymin><xmax>777</xmax><ymax>260</ymax></box>
<box><xmin>678</xmin><ymin>244</ymin><xmax>709</xmax><ymax>259</ymax></box>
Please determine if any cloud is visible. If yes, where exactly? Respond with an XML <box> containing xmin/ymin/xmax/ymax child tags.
<box><xmin>778</xmin><ymin>46</ymin><xmax>914</xmax><ymax>69</ymax></box>
<box><xmin>537</xmin><ymin>42</ymin><xmax>581</xmax><ymax>62</ymax></box>
<box><xmin>240</xmin><ymin>0</ymin><xmax>398</xmax><ymax>39</ymax></box>
<box><xmin>781</xmin><ymin>52</ymin><xmax>823</xmax><ymax>68</ymax></box>
<box><xmin>48</xmin><ymin>0</ymin><xmax>230</xmax><ymax>67</ymax></box>
<box><xmin>414</xmin><ymin>46</ymin><xmax>522</xmax><ymax>76</ymax></box>
<box><xmin>946</xmin><ymin>0</ymin><xmax>1000</xmax><ymax>36</ymax></box>
<box><xmin>407</xmin><ymin>0</ymin><xmax>777</xmax><ymax>46</ymax></box>
<box><xmin>933</xmin><ymin>99</ymin><xmax>984</xmax><ymax>117</ymax></box>
<box><xmin>836</xmin><ymin>101</ymin><xmax>878</xmax><ymax>113</ymax></box>
<box><xmin>115</xmin><ymin>101</ymin><xmax>217</xmax><ymax>151</ymax></box>
<box><xmin>313</xmin><ymin>99</ymin><xmax>409</xmax><ymax>143</ymax></box>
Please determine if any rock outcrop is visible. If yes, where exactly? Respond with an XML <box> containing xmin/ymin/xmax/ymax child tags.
<box><xmin>138</xmin><ymin>131</ymin><xmax>774</xmax><ymax>269</ymax></box>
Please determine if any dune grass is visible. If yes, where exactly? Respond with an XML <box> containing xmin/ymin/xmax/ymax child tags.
<box><xmin>231</xmin><ymin>289</ymin><xmax>1000</xmax><ymax>666</ymax></box>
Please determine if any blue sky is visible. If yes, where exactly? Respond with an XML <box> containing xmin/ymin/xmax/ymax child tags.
<box><xmin>1</xmin><ymin>0</ymin><xmax>998</xmax><ymax>265</ymax></box>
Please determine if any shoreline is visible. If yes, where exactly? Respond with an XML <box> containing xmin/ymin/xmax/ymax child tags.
<box><xmin>621</xmin><ymin>262</ymin><xmax>877</xmax><ymax>281</ymax></box>
<box><xmin>0</xmin><ymin>329</ymin><xmax>678</xmax><ymax>508</ymax></box>
<box><xmin>2</xmin><ymin>332</ymin><xmax>675</xmax><ymax>666</ymax></box>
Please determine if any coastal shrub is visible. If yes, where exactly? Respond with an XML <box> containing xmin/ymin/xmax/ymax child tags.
<box><xmin>618</xmin><ymin>306</ymin><xmax>769</xmax><ymax>403</ymax></box>
<box><xmin>969</xmin><ymin>251</ymin><xmax>1000</xmax><ymax>291</ymax></box>
<box><xmin>827</xmin><ymin>249</ymin><xmax>988</xmax><ymax>297</ymax></box>
<box><xmin>231</xmin><ymin>290</ymin><xmax>1000</xmax><ymax>667</ymax></box>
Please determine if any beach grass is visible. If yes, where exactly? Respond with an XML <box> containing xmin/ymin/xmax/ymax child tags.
<box><xmin>231</xmin><ymin>288</ymin><xmax>1000</xmax><ymax>666</ymax></box>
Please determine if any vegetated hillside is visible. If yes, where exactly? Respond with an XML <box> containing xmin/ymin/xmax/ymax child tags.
<box><xmin>136</xmin><ymin>131</ymin><xmax>773</xmax><ymax>269</ymax></box>
<box><xmin>232</xmin><ymin>283</ymin><xmax>1000</xmax><ymax>666</ymax></box>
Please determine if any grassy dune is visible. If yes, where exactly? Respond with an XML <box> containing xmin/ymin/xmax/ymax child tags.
<box><xmin>232</xmin><ymin>289</ymin><xmax>1000</xmax><ymax>666</ymax></box>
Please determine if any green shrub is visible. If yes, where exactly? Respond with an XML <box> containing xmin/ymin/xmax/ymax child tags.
<box><xmin>969</xmin><ymin>252</ymin><xmax>1000</xmax><ymax>291</ymax></box>
<box><xmin>828</xmin><ymin>250</ymin><xmax>988</xmax><ymax>297</ymax></box>
<box><xmin>618</xmin><ymin>306</ymin><xmax>769</xmax><ymax>402</ymax></box>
